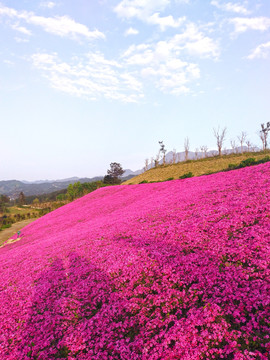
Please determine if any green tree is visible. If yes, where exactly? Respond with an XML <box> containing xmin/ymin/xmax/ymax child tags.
<box><xmin>18</xmin><ymin>192</ymin><xmax>26</xmax><ymax>206</ymax></box>
<box><xmin>56</xmin><ymin>194</ymin><xmax>66</xmax><ymax>201</ymax></box>
<box><xmin>105</xmin><ymin>162</ymin><xmax>124</xmax><ymax>184</ymax></box>
<box><xmin>0</xmin><ymin>195</ymin><xmax>10</xmax><ymax>213</ymax></box>
<box><xmin>67</xmin><ymin>182</ymin><xmax>83</xmax><ymax>200</ymax></box>
<box><xmin>32</xmin><ymin>198</ymin><xmax>40</xmax><ymax>206</ymax></box>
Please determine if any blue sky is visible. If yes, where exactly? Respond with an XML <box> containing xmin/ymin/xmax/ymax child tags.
<box><xmin>0</xmin><ymin>0</ymin><xmax>269</xmax><ymax>180</ymax></box>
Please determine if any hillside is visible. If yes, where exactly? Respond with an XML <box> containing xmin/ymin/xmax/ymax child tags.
<box><xmin>0</xmin><ymin>163</ymin><xmax>270</xmax><ymax>359</ymax></box>
<box><xmin>123</xmin><ymin>150</ymin><xmax>270</xmax><ymax>184</ymax></box>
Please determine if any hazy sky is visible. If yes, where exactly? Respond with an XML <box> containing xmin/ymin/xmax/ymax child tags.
<box><xmin>0</xmin><ymin>0</ymin><xmax>269</xmax><ymax>181</ymax></box>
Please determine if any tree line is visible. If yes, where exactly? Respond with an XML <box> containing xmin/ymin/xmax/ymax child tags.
<box><xmin>144</xmin><ymin>123</ymin><xmax>270</xmax><ymax>171</ymax></box>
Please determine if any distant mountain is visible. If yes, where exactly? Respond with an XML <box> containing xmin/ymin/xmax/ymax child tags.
<box><xmin>0</xmin><ymin>171</ymin><xmax>141</xmax><ymax>199</ymax></box>
<box><xmin>21</xmin><ymin>177</ymin><xmax>82</xmax><ymax>184</ymax></box>
<box><xmin>0</xmin><ymin>176</ymin><xmax>103</xmax><ymax>199</ymax></box>
<box><xmin>123</xmin><ymin>169</ymin><xmax>143</xmax><ymax>177</ymax></box>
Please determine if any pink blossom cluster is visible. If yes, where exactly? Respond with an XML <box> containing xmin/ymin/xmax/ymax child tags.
<box><xmin>0</xmin><ymin>163</ymin><xmax>270</xmax><ymax>359</ymax></box>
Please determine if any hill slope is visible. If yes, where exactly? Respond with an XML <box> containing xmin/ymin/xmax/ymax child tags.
<box><xmin>0</xmin><ymin>163</ymin><xmax>270</xmax><ymax>359</ymax></box>
<box><xmin>123</xmin><ymin>150</ymin><xmax>270</xmax><ymax>184</ymax></box>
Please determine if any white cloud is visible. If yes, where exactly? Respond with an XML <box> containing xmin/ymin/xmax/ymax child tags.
<box><xmin>26</xmin><ymin>14</ymin><xmax>105</xmax><ymax>40</ymax></box>
<box><xmin>11</xmin><ymin>23</ymin><xmax>32</xmax><ymax>36</ymax></box>
<box><xmin>3</xmin><ymin>59</ymin><xmax>15</xmax><ymax>66</ymax></box>
<box><xmin>114</xmin><ymin>0</ymin><xmax>185</xmax><ymax>30</ymax></box>
<box><xmin>31</xmin><ymin>52</ymin><xmax>144</xmax><ymax>103</ymax></box>
<box><xmin>120</xmin><ymin>23</ymin><xmax>219</xmax><ymax>94</ymax></box>
<box><xmin>0</xmin><ymin>5</ymin><xmax>17</xmax><ymax>17</ymax></box>
<box><xmin>122</xmin><ymin>39</ymin><xmax>201</xmax><ymax>95</ymax></box>
<box><xmin>247</xmin><ymin>41</ymin><xmax>270</xmax><ymax>59</ymax></box>
<box><xmin>124</xmin><ymin>27</ymin><xmax>139</xmax><ymax>36</ymax></box>
<box><xmin>40</xmin><ymin>2</ymin><xmax>56</xmax><ymax>9</ymax></box>
<box><xmin>171</xmin><ymin>23</ymin><xmax>220</xmax><ymax>59</ymax></box>
<box><xmin>14</xmin><ymin>37</ymin><xmax>30</xmax><ymax>43</ymax></box>
<box><xmin>211</xmin><ymin>1</ymin><xmax>250</xmax><ymax>15</ymax></box>
<box><xmin>114</xmin><ymin>0</ymin><xmax>169</xmax><ymax>19</ymax></box>
<box><xmin>148</xmin><ymin>13</ymin><xmax>186</xmax><ymax>31</ymax></box>
<box><xmin>0</xmin><ymin>4</ymin><xmax>105</xmax><ymax>41</ymax></box>
<box><xmin>230</xmin><ymin>17</ymin><xmax>270</xmax><ymax>33</ymax></box>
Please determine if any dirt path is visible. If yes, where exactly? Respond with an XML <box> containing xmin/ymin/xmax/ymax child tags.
<box><xmin>0</xmin><ymin>219</ymin><xmax>36</xmax><ymax>247</ymax></box>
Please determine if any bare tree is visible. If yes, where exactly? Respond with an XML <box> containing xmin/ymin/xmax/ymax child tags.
<box><xmin>230</xmin><ymin>139</ymin><xmax>237</xmax><ymax>153</ymax></box>
<box><xmin>200</xmin><ymin>145</ymin><xmax>208</xmax><ymax>158</ymax></box>
<box><xmin>184</xmin><ymin>137</ymin><xmax>190</xmax><ymax>161</ymax></box>
<box><xmin>260</xmin><ymin>122</ymin><xmax>270</xmax><ymax>150</ymax></box>
<box><xmin>195</xmin><ymin>148</ymin><xmax>199</xmax><ymax>160</ymax></box>
<box><xmin>155</xmin><ymin>146</ymin><xmax>161</xmax><ymax>167</ymax></box>
<box><xmin>172</xmin><ymin>149</ymin><xmax>177</xmax><ymax>164</ymax></box>
<box><xmin>158</xmin><ymin>141</ymin><xmax>167</xmax><ymax>165</ymax></box>
<box><xmin>246</xmin><ymin>140</ymin><xmax>252</xmax><ymax>152</ymax></box>
<box><xmin>150</xmin><ymin>157</ymin><xmax>154</xmax><ymax>169</ymax></box>
<box><xmin>213</xmin><ymin>127</ymin><xmax>227</xmax><ymax>156</ymax></box>
<box><xmin>144</xmin><ymin>158</ymin><xmax>149</xmax><ymax>172</ymax></box>
<box><xmin>237</xmin><ymin>131</ymin><xmax>247</xmax><ymax>153</ymax></box>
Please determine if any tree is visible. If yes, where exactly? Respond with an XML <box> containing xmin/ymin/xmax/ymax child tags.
<box><xmin>230</xmin><ymin>139</ymin><xmax>237</xmax><ymax>153</ymax></box>
<box><xmin>0</xmin><ymin>195</ymin><xmax>10</xmax><ymax>213</ymax></box>
<box><xmin>106</xmin><ymin>162</ymin><xmax>124</xmax><ymax>184</ymax></box>
<box><xmin>158</xmin><ymin>141</ymin><xmax>166</xmax><ymax>165</ymax></box>
<box><xmin>172</xmin><ymin>149</ymin><xmax>177</xmax><ymax>164</ymax></box>
<box><xmin>246</xmin><ymin>140</ymin><xmax>252</xmax><ymax>152</ymax></box>
<box><xmin>67</xmin><ymin>182</ymin><xmax>83</xmax><ymax>200</ymax></box>
<box><xmin>237</xmin><ymin>131</ymin><xmax>247</xmax><ymax>154</ymax></box>
<box><xmin>213</xmin><ymin>127</ymin><xmax>226</xmax><ymax>156</ymax></box>
<box><xmin>103</xmin><ymin>175</ymin><xmax>115</xmax><ymax>184</ymax></box>
<box><xmin>200</xmin><ymin>145</ymin><xmax>208</xmax><ymax>158</ymax></box>
<box><xmin>18</xmin><ymin>191</ymin><xmax>26</xmax><ymax>206</ymax></box>
<box><xmin>32</xmin><ymin>198</ymin><xmax>40</xmax><ymax>206</ymax></box>
<box><xmin>184</xmin><ymin>137</ymin><xmax>190</xmax><ymax>161</ymax></box>
<box><xmin>144</xmin><ymin>159</ymin><xmax>149</xmax><ymax>172</ymax></box>
<box><xmin>260</xmin><ymin>122</ymin><xmax>270</xmax><ymax>150</ymax></box>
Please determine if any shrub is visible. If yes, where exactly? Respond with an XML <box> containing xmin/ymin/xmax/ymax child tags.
<box><xmin>166</xmin><ymin>177</ymin><xmax>174</xmax><ymax>181</ymax></box>
<box><xmin>226</xmin><ymin>156</ymin><xmax>270</xmax><ymax>172</ymax></box>
<box><xmin>228</xmin><ymin>163</ymin><xmax>237</xmax><ymax>170</ymax></box>
<box><xmin>239</xmin><ymin>158</ymin><xmax>256</xmax><ymax>168</ymax></box>
<box><xmin>179</xmin><ymin>172</ymin><xmax>194</xmax><ymax>179</ymax></box>
<box><xmin>257</xmin><ymin>155</ymin><xmax>270</xmax><ymax>164</ymax></box>
<box><xmin>1</xmin><ymin>223</ymin><xmax>11</xmax><ymax>230</ymax></box>
<box><xmin>139</xmin><ymin>180</ymin><xmax>148</xmax><ymax>184</ymax></box>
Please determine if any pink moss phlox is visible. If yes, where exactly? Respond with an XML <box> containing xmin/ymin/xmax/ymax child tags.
<box><xmin>0</xmin><ymin>163</ymin><xmax>269</xmax><ymax>359</ymax></box>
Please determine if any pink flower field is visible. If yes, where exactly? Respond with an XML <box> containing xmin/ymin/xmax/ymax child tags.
<box><xmin>0</xmin><ymin>163</ymin><xmax>270</xmax><ymax>360</ymax></box>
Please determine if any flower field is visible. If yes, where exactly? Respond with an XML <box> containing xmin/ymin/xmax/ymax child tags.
<box><xmin>0</xmin><ymin>163</ymin><xmax>270</xmax><ymax>360</ymax></box>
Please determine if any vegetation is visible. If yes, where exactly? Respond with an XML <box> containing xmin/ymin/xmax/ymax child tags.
<box><xmin>0</xmin><ymin>180</ymin><xmax>110</xmax><ymax>231</ymax></box>
<box><xmin>123</xmin><ymin>150</ymin><xmax>270</xmax><ymax>184</ymax></box>
<box><xmin>1</xmin><ymin>163</ymin><xmax>270</xmax><ymax>358</ymax></box>
<box><xmin>179</xmin><ymin>172</ymin><xmax>194</xmax><ymax>179</ymax></box>
<box><xmin>0</xmin><ymin>206</ymin><xmax>41</xmax><ymax>231</ymax></box>
<box><xmin>226</xmin><ymin>155</ymin><xmax>270</xmax><ymax>171</ymax></box>
<box><xmin>104</xmin><ymin>162</ymin><xmax>124</xmax><ymax>184</ymax></box>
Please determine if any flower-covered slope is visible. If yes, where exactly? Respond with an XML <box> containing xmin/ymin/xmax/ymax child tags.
<box><xmin>0</xmin><ymin>163</ymin><xmax>270</xmax><ymax>360</ymax></box>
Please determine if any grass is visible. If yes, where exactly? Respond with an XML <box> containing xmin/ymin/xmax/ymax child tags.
<box><xmin>0</xmin><ymin>205</ymin><xmax>52</xmax><ymax>231</ymax></box>
<box><xmin>5</xmin><ymin>206</ymin><xmax>41</xmax><ymax>217</ymax></box>
<box><xmin>123</xmin><ymin>150</ymin><xmax>270</xmax><ymax>185</ymax></box>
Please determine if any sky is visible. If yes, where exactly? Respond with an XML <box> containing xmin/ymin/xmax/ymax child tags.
<box><xmin>0</xmin><ymin>0</ymin><xmax>270</xmax><ymax>181</ymax></box>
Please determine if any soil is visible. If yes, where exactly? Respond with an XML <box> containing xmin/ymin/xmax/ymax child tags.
<box><xmin>0</xmin><ymin>219</ymin><xmax>36</xmax><ymax>247</ymax></box>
